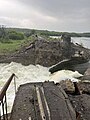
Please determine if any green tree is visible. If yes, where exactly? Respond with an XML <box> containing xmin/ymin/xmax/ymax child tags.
<box><xmin>0</xmin><ymin>25</ymin><xmax>9</xmax><ymax>43</ymax></box>
<box><xmin>30</xmin><ymin>29</ymin><xmax>36</xmax><ymax>35</ymax></box>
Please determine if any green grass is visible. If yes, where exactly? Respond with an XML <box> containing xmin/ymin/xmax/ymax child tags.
<box><xmin>0</xmin><ymin>37</ymin><xmax>36</xmax><ymax>55</ymax></box>
<box><xmin>0</xmin><ymin>39</ymin><xmax>26</xmax><ymax>54</ymax></box>
<box><xmin>0</xmin><ymin>35</ymin><xmax>55</xmax><ymax>55</ymax></box>
<box><xmin>0</xmin><ymin>41</ymin><xmax>20</xmax><ymax>54</ymax></box>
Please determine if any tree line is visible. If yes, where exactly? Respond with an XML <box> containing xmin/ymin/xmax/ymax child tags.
<box><xmin>38</xmin><ymin>30</ymin><xmax>90</xmax><ymax>37</ymax></box>
<box><xmin>0</xmin><ymin>26</ymin><xmax>90</xmax><ymax>43</ymax></box>
<box><xmin>0</xmin><ymin>26</ymin><xmax>25</xmax><ymax>43</ymax></box>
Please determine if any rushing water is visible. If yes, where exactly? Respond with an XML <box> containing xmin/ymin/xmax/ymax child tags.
<box><xmin>0</xmin><ymin>62</ymin><xmax>83</xmax><ymax>114</ymax></box>
<box><xmin>0</xmin><ymin>62</ymin><xmax>50</xmax><ymax>114</ymax></box>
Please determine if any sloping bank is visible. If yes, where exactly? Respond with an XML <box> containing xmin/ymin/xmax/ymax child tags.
<box><xmin>0</xmin><ymin>35</ymin><xmax>90</xmax><ymax>68</ymax></box>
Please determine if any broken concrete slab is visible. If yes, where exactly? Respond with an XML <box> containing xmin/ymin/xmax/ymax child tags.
<box><xmin>10</xmin><ymin>82</ymin><xmax>76</xmax><ymax>120</ymax></box>
<box><xmin>49</xmin><ymin>56</ymin><xmax>89</xmax><ymax>74</ymax></box>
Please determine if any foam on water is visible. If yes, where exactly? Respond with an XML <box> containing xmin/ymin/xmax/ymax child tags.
<box><xmin>49</xmin><ymin>70</ymin><xmax>83</xmax><ymax>83</ymax></box>
<box><xmin>0</xmin><ymin>62</ymin><xmax>83</xmax><ymax>113</ymax></box>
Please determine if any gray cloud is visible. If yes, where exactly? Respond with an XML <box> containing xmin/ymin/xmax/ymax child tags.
<box><xmin>0</xmin><ymin>0</ymin><xmax>90</xmax><ymax>32</ymax></box>
<box><xmin>19</xmin><ymin>0</ymin><xmax>90</xmax><ymax>17</ymax></box>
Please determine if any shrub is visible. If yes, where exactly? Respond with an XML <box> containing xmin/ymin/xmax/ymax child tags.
<box><xmin>8</xmin><ymin>31</ymin><xmax>24</xmax><ymax>40</ymax></box>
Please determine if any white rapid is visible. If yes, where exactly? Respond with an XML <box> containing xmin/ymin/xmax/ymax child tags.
<box><xmin>0</xmin><ymin>62</ymin><xmax>83</xmax><ymax>113</ymax></box>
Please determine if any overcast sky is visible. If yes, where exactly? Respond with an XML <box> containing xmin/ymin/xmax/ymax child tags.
<box><xmin>0</xmin><ymin>0</ymin><xmax>90</xmax><ymax>32</ymax></box>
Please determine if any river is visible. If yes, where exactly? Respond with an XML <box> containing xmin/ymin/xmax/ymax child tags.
<box><xmin>71</xmin><ymin>37</ymin><xmax>90</xmax><ymax>49</ymax></box>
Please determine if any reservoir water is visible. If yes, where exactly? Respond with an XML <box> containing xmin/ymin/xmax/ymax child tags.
<box><xmin>71</xmin><ymin>37</ymin><xmax>90</xmax><ymax>49</ymax></box>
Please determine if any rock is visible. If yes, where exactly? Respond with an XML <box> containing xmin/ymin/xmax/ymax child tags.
<box><xmin>84</xmin><ymin>68</ymin><xmax>90</xmax><ymax>75</ymax></box>
<box><xmin>79</xmin><ymin>68</ymin><xmax>90</xmax><ymax>81</ymax></box>
<box><xmin>35</xmin><ymin>39</ymin><xmax>63</xmax><ymax>66</ymax></box>
<box><xmin>78</xmin><ymin>81</ymin><xmax>90</xmax><ymax>94</ymax></box>
<box><xmin>69</xmin><ymin>94</ymin><xmax>90</xmax><ymax>120</ymax></box>
<box><xmin>59</xmin><ymin>80</ymin><xmax>75</xmax><ymax>92</ymax></box>
<box><xmin>61</xmin><ymin>34</ymin><xmax>72</xmax><ymax>58</ymax></box>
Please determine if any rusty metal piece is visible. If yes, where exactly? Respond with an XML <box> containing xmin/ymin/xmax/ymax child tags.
<box><xmin>2</xmin><ymin>99</ymin><xmax>5</xmax><ymax>120</ymax></box>
<box><xmin>0</xmin><ymin>101</ymin><xmax>1</xmax><ymax>120</ymax></box>
<box><xmin>5</xmin><ymin>94</ymin><xmax>8</xmax><ymax>120</ymax></box>
<box><xmin>0</xmin><ymin>73</ymin><xmax>15</xmax><ymax>101</ymax></box>
<box><xmin>73</xmin><ymin>82</ymin><xmax>81</xmax><ymax>95</ymax></box>
<box><xmin>76</xmin><ymin>111</ymin><xmax>81</xmax><ymax>120</ymax></box>
<box><xmin>0</xmin><ymin>73</ymin><xmax>15</xmax><ymax>120</ymax></box>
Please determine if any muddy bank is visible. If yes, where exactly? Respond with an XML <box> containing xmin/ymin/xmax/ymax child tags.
<box><xmin>0</xmin><ymin>35</ymin><xmax>90</xmax><ymax>67</ymax></box>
